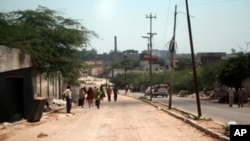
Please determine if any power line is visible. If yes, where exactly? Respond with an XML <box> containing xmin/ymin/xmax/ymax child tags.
<box><xmin>190</xmin><ymin>0</ymin><xmax>238</xmax><ymax>6</ymax></box>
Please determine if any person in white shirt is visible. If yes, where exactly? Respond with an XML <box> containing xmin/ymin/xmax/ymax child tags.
<box><xmin>63</xmin><ymin>85</ymin><xmax>72</xmax><ymax>113</ymax></box>
<box><xmin>227</xmin><ymin>86</ymin><xmax>236</xmax><ymax>107</ymax></box>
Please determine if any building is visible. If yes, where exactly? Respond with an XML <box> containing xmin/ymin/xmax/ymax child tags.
<box><xmin>0</xmin><ymin>45</ymin><xmax>63</xmax><ymax>122</ymax></box>
<box><xmin>197</xmin><ymin>52</ymin><xmax>226</xmax><ymax>66</ymax></box>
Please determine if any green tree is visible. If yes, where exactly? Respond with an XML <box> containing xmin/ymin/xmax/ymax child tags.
<box><xmin>198</xmin><ymin>64</ymin><xmax>221</xmax><ymax>90</ymax></box>
<box><xmin>173</xmin><ymin>69</ymin><xmax>194</xmax><ymax>92</ymax></box>
<box><xmin>0</xmin><ymin>6</ymin><xmax>97</xmax><ymax>83</ymax></box>
<box><xmin>218</xmin><ymin>53</ymin><xmax>249</xmax><ymax>88</ymax></box>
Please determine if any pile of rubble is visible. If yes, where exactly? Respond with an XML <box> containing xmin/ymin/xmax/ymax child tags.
<box><xmin>182</xmin><ymin>91</ymin><xmax>215</xmax><ymax>100</ymax></box>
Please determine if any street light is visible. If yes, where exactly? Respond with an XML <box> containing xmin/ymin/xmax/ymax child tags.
<box><xmin>142</xmin><ymin>36</ymin><xmax>150</xmax><ymax>51</ymax></box>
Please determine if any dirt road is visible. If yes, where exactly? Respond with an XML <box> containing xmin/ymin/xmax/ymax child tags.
<box><xmin>0</xmin><ymin>95</ymin><xmax>219</xmax><ymax>141</ymax></box>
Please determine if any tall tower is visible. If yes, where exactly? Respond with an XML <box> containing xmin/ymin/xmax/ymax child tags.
<box><xmin>114</xmin><ymin>36</ymin><xmax>117</xmax><ymax>53</ymax></box>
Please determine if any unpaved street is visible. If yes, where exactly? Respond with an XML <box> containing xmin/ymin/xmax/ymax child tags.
<box><xmin>1</xmin><ymin>95</ymin><xmax>219</xmax><ymax>141</ymax></box>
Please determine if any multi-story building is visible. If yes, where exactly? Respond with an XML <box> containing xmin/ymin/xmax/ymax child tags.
<box><xmin>197</xmin><ymin>52</ymin><xmax>226</xmax><ymax>66</ymax></box>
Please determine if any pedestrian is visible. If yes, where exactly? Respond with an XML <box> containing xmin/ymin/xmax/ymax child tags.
<box><xmin>78</xmin><ymin>87</ymin><xmax>86</xmax><ymax>108</ymax></box>
<box><xmin>227</xmin><ymin>86</ymin><xmax>236</xmax><ymax>107</ymax></box>
<box><xmin>125</xmin><ymin>84</ymin><xmax>129</xmax><ymax>95</ymax></box>
<box><xmin>237</xmin><ymin>87</ymin><xmax>245</xmax><ymax>108</ymax></box>
<box><xmin>113</xmin><ymin>85</ymin><xmax>119</xmax><ymax>101</ymax></box>
<box><xmin>63</xmin><ymin>85</ymin><xmax>72</xmax><ymax>113</ymax></box>
<box><xmin>94</xmin><ymin>87</ymin><xmax>102</xmax><ymax>109</ymax></box>
<box><xmin>106</xmin><ymin>86</ymin><xmax>112</xmax><ymax>102</ymax></box>
<box><xmin>86</xmin><ymin>87</ymin><xmax>94</xmax><ymax>108</ymax></box>
<box><xmin>100</xmin><ymin>85</ymin><xmax>106</xmax><ymax>100</ymax></box>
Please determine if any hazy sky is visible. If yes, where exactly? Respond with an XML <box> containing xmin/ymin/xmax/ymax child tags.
<box><xmin>1</xmin><ymin>0</ymin><xmax>250</xmax><ymax>54</ymax></box>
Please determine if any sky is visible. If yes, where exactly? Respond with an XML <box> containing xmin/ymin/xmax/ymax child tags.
<box><xmin>1</xmin><ymin>0</ymin><xmax>250</xmax><ymax>54</ymax></box>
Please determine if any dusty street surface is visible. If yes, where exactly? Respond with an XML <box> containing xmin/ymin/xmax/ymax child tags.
<box><xmin>0</xmin><ymin>95</ymin><xmax>219</xmax><ymax>141</ymax></box>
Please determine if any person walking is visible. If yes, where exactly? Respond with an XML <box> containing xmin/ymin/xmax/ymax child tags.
<box><xmin>100</xmin><ymin>85</ymin><xmax>106</xmax><ymax>100</ymax></box>
<box><xmin>113</xmin><ymin>85</ymin><xmax>119</xmax><ymax>102</ymax></box>
<box><xmin>106</xmin><ymin>86</ymin><xmax>112</xmax><ymax>102</ymax></box>
<box><xmin>86</xmin><ymin>87</ymin><xmax>94</xmax><ymax>108</ymax></box>
<box><xmin>237</xmin><ymin>87</ymin><xmax>245</xmax><ymax>108</ymax></box>
<box><xmin>63</xmin><ymin>85</ymin><xmax>72</xmax><ymax>113</ymax></box>
<box><xmin>78</xmin><ymin>87</ymin><xmax>86</xmax><ymax>108</ymax></box>
<box><xmin>227</xmin><ymin>86</ymin><xmax>236</xmax><ymax>107</ymax></box>
<box><xmin>94</xmin><ymin>87</ymin><xmax>102</xmax><ymax>109</ymax></box>
<box><xmin>125</xmin><ymin>84</ymin><xmax>129</xmax><ymax>95</ymax></box>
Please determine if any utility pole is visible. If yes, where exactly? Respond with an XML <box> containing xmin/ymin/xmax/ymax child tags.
<box><xmin>185</xmin><ymin>0</ymin><xmax>202</xmax><ymax>117</ymax></box>
<box><xmin>146</xmin><ymin>13</ymin><xmax>157</xmax><ymax>101</ymax></box>
<box><xmin>124</xmin><ymin>55</ymin><xmax>127</xmax><ymax>90</ymax></box>
<box><xmin>169</xmin><ymin>5</ymin><xmax>177</xmax><ymax>109</ymax></box>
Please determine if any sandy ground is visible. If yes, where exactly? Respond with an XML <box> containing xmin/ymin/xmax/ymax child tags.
<box><xmin>0</xmin><ymin>94</ymin><xmax>220</xmax><ymax>141</ymax></box>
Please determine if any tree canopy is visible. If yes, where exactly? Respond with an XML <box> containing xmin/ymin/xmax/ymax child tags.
<box><xmin>0</xmin><ymin>6</ymin><xmax>98</xmax><ymax>83</ymax></box>
<box><xmin>218</xmin><ymin>53</ymin><xmax>250</xmax><ymax>88</ymax></box>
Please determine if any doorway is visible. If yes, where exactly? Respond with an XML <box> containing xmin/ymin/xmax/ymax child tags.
<box><xmin>6</xmin><ymin>77</ymin><xmax>24</xmax><ymax>121</ymax></box>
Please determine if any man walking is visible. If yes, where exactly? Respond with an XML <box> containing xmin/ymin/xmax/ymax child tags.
<box><xmin>113</xmin><ymin>85</ymin><xmax>119</xmax><ymax>102</ymax></box>
<box><xmin>237</xmin><ymin>87</ymin><xmax>245</xmax><ymax>108</ymax></box>
<box><xmin>106</xmin><ymin>86</ymin><xmax>112</xmax><ymax>102</ymax></box>
<box><xmin>227</xmin><ymin>86</ymin><xmax>236</xmax><ymax>107</ymax></box>
<box><xmin>63</xmin><ymin>85</ymin><xmax>72</xmax><ymax>113</ymax></box>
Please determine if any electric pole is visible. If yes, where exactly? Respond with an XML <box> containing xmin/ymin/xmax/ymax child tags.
<box><xmin>146</xmin><ymin>13</ymin><xmax>157</xmax><ymax>101</ymax></box>
<box><xmin>169</xmin><ymin>5</ymin><xmax>177</xmax><ymax>109</ymax></box>
<box><xmin>185</xmin><ymin>0</ymin><xmax>202</xmax><ymax>117</ymax></box>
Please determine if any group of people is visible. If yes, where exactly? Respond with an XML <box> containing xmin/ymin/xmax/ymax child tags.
<box><xmin>227</xmin><ymin>86</ymin><xmax>246</xmax><ymax>108</ymax></box>
<box><xmin>62</xmin><ymin>85</ymin><xmax>119</xmax><ymax>113</ymax></box>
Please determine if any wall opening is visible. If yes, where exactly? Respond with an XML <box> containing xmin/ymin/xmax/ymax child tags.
<box><xmin>6</xmin><ymin>77</ymin><xmax>24</xmax><ymax>121</ymax></box>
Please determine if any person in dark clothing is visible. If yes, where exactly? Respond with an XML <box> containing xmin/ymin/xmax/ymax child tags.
<box><xmin>95</xmin><ymin>87</ymin><xmax>102</xmax><ymax>109</ymax></box>
<box><xmin>78</xmin><ymin>87</ymin><xmax>86</xmax><ymax>108</ymax></box>
<box><xmin>100</xmin><ymin>85</ymin><xmax>106</xmax><ymax>100</ymax></box>
<box><xmin>237</xmin><ymin>87</ymin><xmax>245</xmax><ymax>108</ymax></box>
<box><xmin>106</xmin><ymin>86</ymin><xmax>112</xmax><ymax>102</ymax></box>
<box><xmin>86</xmin><ymin>87</ymin><xmax>94</xmax><ymax>108</ymax></box>
<box><xmin>113</xmin><ymin>85</ymin><xmax>119</xmax><ymax>101</ymax></box>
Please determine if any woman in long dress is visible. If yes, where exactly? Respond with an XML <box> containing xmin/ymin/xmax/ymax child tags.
<box><xmin>86</xmin><ymin>87</ymin><xmax>94</xmax><ymax>108</ymax></box>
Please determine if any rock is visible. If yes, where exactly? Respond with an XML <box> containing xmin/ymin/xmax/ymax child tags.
<box><xmin>37</xmin><ymin>132</ymin><xmax>48</xmax><ymax>138</ymax></box>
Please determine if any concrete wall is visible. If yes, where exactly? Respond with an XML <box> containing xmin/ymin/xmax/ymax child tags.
<box><xmin>32</xmin><ymin>72</ymin><xmax>63</xmax><ymax>102</ymax></box>
<box><xmin>0</xmin><ymin>45</ymin><xmax>32</xmax><ymax>72</ymax></box>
